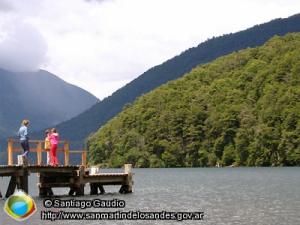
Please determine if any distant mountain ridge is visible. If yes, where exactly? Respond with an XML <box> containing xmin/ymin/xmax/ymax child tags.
<box><xmin>0</xmin><ymin>69</ymin><xmax>98</xmax><ymax>138</ymax></box>
<box><xmin>33</xmin><ymin>13</ymin><xmax>300</xmax><ymax>148</ymax></box>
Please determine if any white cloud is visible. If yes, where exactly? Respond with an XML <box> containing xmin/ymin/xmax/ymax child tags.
<box><xmin>0</xmin><ymin>20</ymin><xmax>47</xmax><ymax>72</ymax></box>
<box><xmin>0</xmin><ymin>0</ymin><xmax>13</xmax><ymax>11</ymax></box>
<box><xmin>0</xmin><ymin>0</ymin><xmax>300</xmax><ymax>98</ymax></box>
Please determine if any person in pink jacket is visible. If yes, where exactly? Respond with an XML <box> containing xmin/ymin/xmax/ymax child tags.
<box><xmin>49</xmin><ymin>128</ymin><xmax>60</xmax><ymax>166</ymax></box>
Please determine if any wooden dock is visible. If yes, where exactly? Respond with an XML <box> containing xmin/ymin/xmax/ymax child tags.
<box><xmin>0</xmin><ymin>139</ymin><xmax>133</xmax><ymax>198</ymax></box>
<box><xmin>0</xmin><ymin>164</ymin><xmax>133</xmax><ymax>198</ymax></box>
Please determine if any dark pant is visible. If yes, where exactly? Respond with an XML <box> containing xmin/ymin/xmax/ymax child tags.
<box><xmin>21</xmin><ymin>139</ymin><xmax>30</xmax><ymax>155</ymax></box>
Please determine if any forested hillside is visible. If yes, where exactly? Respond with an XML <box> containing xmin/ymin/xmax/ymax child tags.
<box><xmin>87</xmin><ymin>33</ymin><xmax>300</xmax><ymax>167</ymax></box>
<box><xmin>33</xmin><ymin>14</ymin><xmax>300</xmax><ymax>147</ymax></box>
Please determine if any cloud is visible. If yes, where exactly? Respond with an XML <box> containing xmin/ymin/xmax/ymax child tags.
<box><xmin>1</xmin><ymin>0</ymin><xmax>300</xmax><ymax>98</ymax></box>
<box><xmin>0</xmin><ymin>21</ymin><xmax>48</xmax><ymax>72</ymax></box>
<box><xmin>0</xmin><ymin>0</ymin><xmax>14</xmax><ymax>12</ymax></box>
<box><xmin>85</xmin><ymin>0</ymin><xmax>113</xmax><ymax>3</ymax></box>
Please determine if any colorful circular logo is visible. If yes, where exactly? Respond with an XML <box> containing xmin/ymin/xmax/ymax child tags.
<box><xmin>4</xmin><ymin>190</ymin><xmax>37</xmax><ymax>221</ymax></box>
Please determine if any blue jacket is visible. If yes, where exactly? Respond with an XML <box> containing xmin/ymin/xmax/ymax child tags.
<box><xmin>18</xmin><ymin>125</ymin><xmax>28</xmax><ymax>141</ymax></box>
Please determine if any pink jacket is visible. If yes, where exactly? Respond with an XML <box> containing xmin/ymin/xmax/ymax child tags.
<box><xmin>49</xmin><ymin>133</ymin><xmax>60</xmax><ymax>145</ymax></box>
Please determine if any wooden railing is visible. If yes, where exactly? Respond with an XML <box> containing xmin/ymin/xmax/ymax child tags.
<box><xmin>7</xmin><ymin>138</ymin><xmax>87</xmax><ymax>166</ymax></box>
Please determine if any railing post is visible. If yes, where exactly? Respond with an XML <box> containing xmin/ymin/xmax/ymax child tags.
<box><xmin>37</xmin><ymin>141</ymin><xmax>42</xmax><ymax>165</ymax></box>
<box><xmin>124</xmin><ymin>164</ymin><xmax>132</xmax><ymax>174</ymax></box>
<box><xmin>64</xmin><ymin>141</ymin><xmax>70</xmax><ymax>166</ymax></box>
<box><xmin>7</xmin><ymin>138</ymin><xmax>14</xmax><ymax>165</ymax></box>
<box><xmin>82</xmin><ymin>151</ymin><xmax>87</xmax><ymax>167</ymax></box>
<box><xmin>124</xmin><ymin>164</ymin><xmax>133</xmax><ymax>192</ymax></box>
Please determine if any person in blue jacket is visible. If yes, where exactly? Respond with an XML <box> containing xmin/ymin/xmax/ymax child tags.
<box><xmin>18</xmin><ymin>119</ymin><xmax>30</xmax><ymax>157</ymax></box>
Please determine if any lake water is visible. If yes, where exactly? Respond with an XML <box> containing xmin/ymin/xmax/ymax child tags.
<box><xmin>0</xmin><ymin>167</ymin><xmax>300</xmax><ymax>225</ymax></box>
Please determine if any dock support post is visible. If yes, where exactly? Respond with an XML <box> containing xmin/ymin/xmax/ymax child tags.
<box><xmin>23</xmin><ymin>173</ymin><xmax>29</xmax><ymax>193</ymax></box>
<box><xmin>6</xmin><ymin>161</ymin><xmax>29</xmax><ymax>197</ymax></box>
<box><xmin>5</xmin><ymin>176</ymin><xmax>17</xmax><ymax>198</ymax></box>
<box><xmin>90</xmin><ymin>183</ymin><xmax>98</xmax><ymax>195</ymax></box>
<box><xmin>119</xmin><ymin>164</ymin><xmax>133</xmax><ymax>194</ymax></box>
<box><xmin>98</xmin><ymin>184</ymin><xmax>105</xmax><ymax>194</ymax></box>
<box><xmin>18</xmin><ymin>172</ymin><xmax>29</xmax><ymax>193</ymax></box>
<box><xmin>7</xmin><ymin>138</ymin><xmax>14</xmax><ymax>165</ymax></box>
<box><xmin>68</xmin><ymin>188</ymin><xmax>75</xmax><ymax>196</ymax></box>
<box><xmin>90</xmin><ymin>183</ymin><xmax>105</xmax><ymax>195</ymax></box>
<box><xmin>47</xmin><ymin>188</ymin><xmax>54</xmax><ymax>196</ymax></box>
<box><xmin>39</xmin><ymin>187</ymin><xmax>54</xmax><ymax>198</ymax></box>
<box><xmin>38</xmin><ymin>174</ymin><xmax>54</xmax><ymax>197</ymax></box>
<box><xmin>16</xmin><ymin>157</ymin><xmax>29</xmax><ymax>193</ymax></box>
<box><xmin>74</xmin><ymin>166</ymin><xmax>85</xmax><ymax>196</ymax></box>
<box><xmin>64</xmin><ymin>141</ymin><xmax>70</xmax><ymax>166</ymax></box>
<box><xmin>75</xmin><ymin>185</ymin><xmax>85</xmax><ymax>196</ymax></box>
<box><xmin>39</xmin><ymin>186</ymin><xmax>47</xmax><ymax>197</ymax></box>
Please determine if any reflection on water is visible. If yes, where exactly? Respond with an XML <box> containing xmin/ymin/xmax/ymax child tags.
<box><xmin>0</xmin><ymin>167</ymin><xmax>300</xmax><ymax>225</ymax></box>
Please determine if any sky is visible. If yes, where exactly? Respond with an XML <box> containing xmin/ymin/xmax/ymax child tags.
<box><xmin>0</xmin><ymin>0</ymin><xmax>299</xmax><ymax>99</ymax></box>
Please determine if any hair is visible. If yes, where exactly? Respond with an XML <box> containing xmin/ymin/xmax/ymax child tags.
<box><xmin>51</xmin><ymin>128</ymin><xmax>57</xmax><ymax>133</ymax></box>
<box><xmin>22</xmin><ymin>119</ymin><xmax>30</xmax><ymax>126</ymax></box>
<box><xmin>45</xmin><ymin>129</ymin><xmax>50</xmax><ymax>135</ymax></box>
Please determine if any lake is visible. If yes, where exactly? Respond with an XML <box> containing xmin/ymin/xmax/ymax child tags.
<box><xmin>0</xmin><ymin>167</ymin><xmax>300</xmax><ymax>225</ymax></box>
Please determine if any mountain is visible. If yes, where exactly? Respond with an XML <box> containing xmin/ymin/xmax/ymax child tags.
<box><xmin>0</xmin><ymin>69</ymin><xmax>98</xmax><ymax>137</ymax></box>
<box><xmin>87</xmin><ymin>33</ymin><xmax>300</xmax><ymax>168</ymax></box>
<box><xmin>33</xmin><ymin>13</ymin><xmax>300</xmax><ymax>147</ymax></box>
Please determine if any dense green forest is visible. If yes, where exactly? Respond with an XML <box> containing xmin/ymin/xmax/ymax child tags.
<box><xmin>31</xmin><ymin>14</ymin><xmax>300</xmax><ymax>149</ymax></box>
<box><xmin>87</xmin><ymin>33</ymin><xmax>300</xmax><ymax>168</ymax></box>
